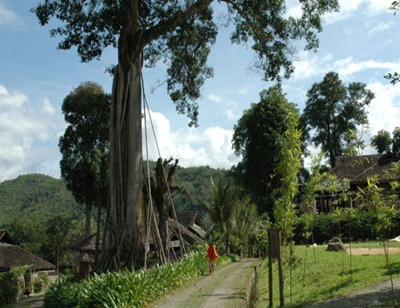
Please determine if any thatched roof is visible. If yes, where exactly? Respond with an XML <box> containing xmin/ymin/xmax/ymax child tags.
<box><xmin>73</xmin><ymin>217</ymin><xmax>204</xmax><ymax>256</ymax></box>
<box><xmin>0</xmin><ymin>242</ymin><xmax>55</xmax><ymax>272</ymax></box>
<box><xmin>176</xmin><ymin>211</ymin><xmax>206</xmax><ymax>239</ymax></box>
<box><xmin>74</xmin><ymin>233</ymin><xmax>102</xmax><ymax>253</ymax></box>
<box><xmin>168</xmin><ymin>218</ymin><xmax>202</xmax><ymax>246</ymax></box>
<box><xmin>330</xmin><ymin>154</ymin><xmax>400</xmax><ymax>185</ymax></box>
<box><xmin>176</xmin><ymin>211</ymin><xmax>198</xmax><ymax>228</ymax></box>
<box><xmin>0</xmin><ymin>230</ymin><xmax>16</xmax><ymax>245</ymax></box>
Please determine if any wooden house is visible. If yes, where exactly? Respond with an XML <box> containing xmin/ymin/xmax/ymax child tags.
<box><xmin>315</xmin><ymin>154</ymin><xmax>400</xmax><ymax>213</ymax></box>
<box><xmin>73</xmin><ymin>213</ymin><xmax>204</xmax><ymax>276</ymax></box>
<box><xmin>0</xmin><ymin>230</ymin><xmax>55</xmax><ymax>296</ymax></box>
<box><xmin>0</xmin><ymin>230</ymin><xmax>55</xmax><ymax>273</ymax></box>
<box><xmin>176</xmin><ymin>211</ymin><xmax>207</xmax><ymax>239</ymax></box>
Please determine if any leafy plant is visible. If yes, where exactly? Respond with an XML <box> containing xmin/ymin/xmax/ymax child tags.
<box><xmin>44</xmin><ymin>250</ymin><xmax>231</xmax><ymax>307</ymax></box>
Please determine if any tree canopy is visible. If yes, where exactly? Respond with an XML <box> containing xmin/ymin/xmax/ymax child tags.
<box><xmin>301</xmin><ymin>71</ymin><xmax>374</xmax><ymax>168</ymax></box>
<box><xmin>59</xmin><ymin>82</ymin><xmax>110</xmax><ymax>238</ymax></box>
<box><xmin>371</xmin><ymin>130</ymin><xmax>392</xmax><ymax>154</ymax></box>
<box><xmin>232</xmin><ymin>85</ymin><xmax>299</xmax><ymax>216</ymax></box>
<box><xmin>370</xmin><ymin>127</ymin><xmax>400</xmax><ymax>155</ymax></box>
<box><xmin>33</xmin><ymin>0</ymin><xmax>339</xmax><ymax>270</ymax></box>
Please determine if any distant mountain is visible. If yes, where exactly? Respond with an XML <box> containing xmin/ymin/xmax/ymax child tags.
<box><xmin>0</xmin><ymin>173</ymin><xmax>83</xmax><ymax>229</ymax></box>
<box><xmin>172</xmin><ymin>165</ymin><xmax>229</xmax><ymax>226</ymax></box>
<box><xmin>0</xmin><ymin>165</ymin><xmax>229</xmax><ymax>230</ymax></box>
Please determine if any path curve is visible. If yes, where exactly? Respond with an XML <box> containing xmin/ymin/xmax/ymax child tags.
<box><xmin>307</xmin><ymin>278</ymin><xmax>400</xmax><ymax>307</ymax></box>
<box><xmin>150</xmin><ymin>258</ymin><xmax>259</xmax><ymax>308</ymax></box>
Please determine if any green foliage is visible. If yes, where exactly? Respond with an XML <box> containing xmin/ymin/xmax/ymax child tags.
<box><xmin>33</xmin><ymin>273</ymin><xmax>51</xmax><ymax>293</ymax></box>
<box><xmin>257</xmin><ymin>244</ymin><xmax>400</xmax><ymax>307</ymax></box>
<box><xmin>33</xmin><ymin>0</ymin><xmax>339</xmax><ymax>126</ymax></box>
<box><xmin>0</xmin><ymin>269</ymin><xmax>20</xmax><ymax>306</ymax></box>
<box><xmin>41</xmin><ymin>216</ymin><xmax>77</xmax><ymax>269</ymax></box>
<box><xmin>371</xmin><ymin>130</ymin><xmax>392</xmax><ymax>154</ymax></box>
<box><xmin>44</xmin><ymin>251</ymin><xmax>230</xmax><ymax>307</ymax></box>
<box><xmin>393</xmin><ymin>127</ymin><xmax>400</xmax><ymax>155</ymax></box>
<box><xmin>205</xmin><ymin>177</ymin><xmax>238</xmax><ymax>253</ymax></box>
<box><xmin>232</xmin><ymin>85</ymin><xmax>299</xmax><ymax>215</ymax></box>
<box><xmin>384</xmin><ymin>72</ymin><xmax>400</xmax><ymax>85</ymax></box>
<box><xmin>273</xmin><ymin>107</ymin><xmax>302</xmax><ymax>240</ymax></box>
<box><xmin>301</xmin><ymin>72</ymin><xmax>374</xmax><ymax>168</ymax></box>
<box><xmin>0</xmin><ymin>174</ymin><xmax>88</xmax><ymax>262</ymax></box>
<box><xmin>294</xmin><ymin>210</ymin><xmax>400</xmax><ymax>244</ymax></box>
<box><xmin>59</xmin><ymin>81</ymin><xmax>110</xmax><ymax>238</ymax></box>
<box><xmin>171</xmin><ymin>165</ymin><xmax>228</xmax><ymax>227</ymax></box>
<box><xmin>0</xmin><ymin>174</ymin><xmax>83</xmax><ymax>229</ymax></box>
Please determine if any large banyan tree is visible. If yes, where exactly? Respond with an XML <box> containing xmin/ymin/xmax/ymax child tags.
<box><xmin>33</xmin><ymin>0</ymin><xmax>339</xmax><ymax>270</ymax></box>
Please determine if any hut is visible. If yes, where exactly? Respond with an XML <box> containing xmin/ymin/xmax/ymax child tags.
<box><xmin>0</xmin><ymin>231</ymin><xmax>55</xmax><ymax>296</ymax></box>
<box><xmin>176</xmin><ymin>211</ymin><xmax>207</xmax><ymax>239</ymax></box>
<box><xmin>73</xmin><ymin>233</ymin><xmax>102</xmax><ymax>278</ymax></box>
<box><xmin>315</xmin><ymin>154</ymin><xmax>400</xmax><ymax>213</ymax></box>
<box><xmin>167</xmin><ymin>218</ymin><xmax>203</xmax><ymax>257</ymax></box>
<box><xmin>0</xmin><ymin>231</ymin><xmax>55</xmax><ymax>273</ymax></box>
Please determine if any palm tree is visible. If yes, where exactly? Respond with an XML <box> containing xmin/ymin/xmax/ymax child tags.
<box><xmin>206</xmin><ymin>177</ymin><xmax>238</xmax><ymax>253</ymax></box>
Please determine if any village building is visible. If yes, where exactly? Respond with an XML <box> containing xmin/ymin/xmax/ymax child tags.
<box><xmin>0</xmin><ymin>230</ymin><xmax>56</xmax><ymax>297</ymax></box>
<box><xmin>315</xmin><ymin>153</ymin><xmax>400</xmax><ymax>213</ymax></box>
<box><xmin>73</xmin><ymin>212</ymin><xmax>206</xmax><ymax>277</ymax></box>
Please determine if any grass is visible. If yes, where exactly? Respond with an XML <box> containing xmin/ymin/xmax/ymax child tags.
<box><xmin>256</xmin><ymin>241</ymin><xmax>400</xmax><ymax>307</ymax></box>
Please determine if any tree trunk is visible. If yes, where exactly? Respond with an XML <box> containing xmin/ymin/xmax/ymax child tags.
<box><xmin>153</xmin><ymin>158</ymin><xmax>178</xmax><ymax>260</ymax></box>
<box><xmin>85</xmin><ymin>202</ymin><xmax>91</xmax><ymax>239</ymax></box>
<box><xmin>101</xmin><ymin>1</ymin><xmax>145</xmax><ymax>270</ymax></box>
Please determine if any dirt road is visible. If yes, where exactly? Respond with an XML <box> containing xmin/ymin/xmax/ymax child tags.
<box><xmin>150</xmin><ymin>258</ymin><xmax>259</xmax><ymax>308</ymax></box>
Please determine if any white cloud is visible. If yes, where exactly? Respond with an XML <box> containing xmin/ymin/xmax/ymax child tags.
<box><xmin>292</xmin><ymin>53</ymin><xmax>400</xmax><ymax>82</ymax></box>
<box><xmin>0</xmin><ymin>85</ymin><xmax>62</xmax><ymax>181</ymax></box>
<box><xmin>143</xmin><ymin>109</ymin><xmax>240</xmax><ymax>169</ymax></box>
<box><xmin>366</xmin><ymin>82</ymin><xmax>400</xmax><ymax>140</ymax></box>
<box><xmin>42</xmin><ymin>98</ymin><xmax>56</xmax><ymax>115</ymax></box>
<box><xmin>0</xmin><ymin>1</ymin><xmax>24</xmax><ymax>28</ymax></box>
<box><xmin>335</xmin><ymin>58</ymin><xmax>400</xmax><ymax>77</ymax></box>
<box><xmin>368</xmin><ymin>21</ymin><xmax>392</xmax><ymax>35</ymax></box>
<box><xmin>208</xmin><ymin>93</ymin><xmax>222</xmax><ymax>104</ymax></box>
<box><xmin>292</xmin><ymin>53</ymin><xmax>333</xmax><ymax>80</ymax></box>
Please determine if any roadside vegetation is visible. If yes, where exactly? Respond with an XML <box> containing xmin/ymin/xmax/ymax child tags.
<box><xmin>43</xmin><ymin>250</ymin><xmax>233</xmax><ymax>308</ymax></box>
<box><xmin>256</xmin><ymin>242</ymin><xmax>400</xmax><ymax>307</ymax></box>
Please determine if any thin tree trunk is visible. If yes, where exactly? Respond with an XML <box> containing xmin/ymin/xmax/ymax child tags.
<box><xmin>85</xmin><ymin>202</ymin><xmax>91</xmax><ymax>239</ymax></box>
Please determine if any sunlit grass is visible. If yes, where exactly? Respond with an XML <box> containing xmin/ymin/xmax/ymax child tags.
<box><xmin>256</xmin><ymin>242</ymin><xmax>400</xmax><ymax>307</ymax></box>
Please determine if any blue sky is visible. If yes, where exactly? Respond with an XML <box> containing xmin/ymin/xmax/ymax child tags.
<box><xmin>0</xmin><ymin>0</ymin><xmax>400</xmax><ymax>181</ymax></box>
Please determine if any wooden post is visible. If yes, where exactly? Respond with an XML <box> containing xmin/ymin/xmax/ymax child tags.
<box><xmin>268</xmin><ymin>227</ymin><xmax>284</xmax><ymax>307</ymax></box>
<box><xmin>268</xmin><ymin>230</ymin><xmax>273</xmax><ymax>307</ymax></box>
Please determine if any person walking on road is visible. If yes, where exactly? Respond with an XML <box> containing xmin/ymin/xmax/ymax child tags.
<box><xmin>206</xmin><ymin>242</ymin><xmax>218</xmax><ymax>276</ymax></box>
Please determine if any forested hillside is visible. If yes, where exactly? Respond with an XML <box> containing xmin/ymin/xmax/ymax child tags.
<box><xmin>0</xmin><ymin>165</ymin><xmax>227</xmax><ymax>231</ymax></box>
<box><xmin>0</xmin><ymin>173</ymin><xmax>83</xmax><ymax>229</ymax></box>
<box><xmin>172</xmin><ymin>165</ymin><xmax>229</xmax><ymax>226</ymax></box>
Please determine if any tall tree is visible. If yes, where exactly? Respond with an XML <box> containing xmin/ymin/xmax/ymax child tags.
<box><xmin>33</xmin><ymin>0</ymin><xmax>339</xmax><ymax>270</ymax></box>
<box><xmin>301</xmin><ymin>72</ymin><xmax>374</xmax><ymax>168</ymax></box>
<box><xmin>42</xmin><ymin>216</ymin><xmax>75</xmax><ymax>273</ymax></box>
<box><xmin>232</xmin><ymin>85</ymin><xmax>299</xmax><ymax>215</ymax></box>
<box><xmin>371</xmin><ymin>129</ymin><xmax>392</xmax><ymax>154</ymax></box>
<box><xmin>392</xmin><ymin>127</ymin><xmax>400</xmax><ymax>155</ymax></box>
<box><xmin>59</xmin><ymin>82</ymin><xmax>110</xmax><ymax>239</ymax></box>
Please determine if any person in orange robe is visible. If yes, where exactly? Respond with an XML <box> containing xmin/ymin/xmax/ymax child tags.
<box><xmin>206</xmin><ymin>242</ymin><xmax>218</xmax><ymax>275</ymax></box>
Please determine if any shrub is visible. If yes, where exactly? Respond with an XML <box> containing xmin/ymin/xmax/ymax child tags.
<box><xmin>33</xmin><ymin>273</ymin><xmax>51</xmax><ymax>293</ymax></box>
<box><xmin>0</xmin><ymin>271</ymin><xmax>18</xmax><ymax>306</ymax></box>
<box><xmin>44</xmin><ymin>250</ymin><xmax>231</xmax><ymax>308</ymax></box>
<box><xmin>294</xmin><ymin>210</ymin><xmax>400</xmax><ymax>244</ymax></box>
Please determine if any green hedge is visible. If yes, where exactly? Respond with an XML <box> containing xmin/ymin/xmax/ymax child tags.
<box><xmin>294</xmin><ymin>210</ymin><xmax>400</xmax><ymax>244</ymax></box>
<box><xmin>0</xmin><ymin>272</ymin><xmax>18</xmax><ymax>306</ymax></box>
<box><xmin>44</xmin><ymin>250</ymin><xmax>231</xmax><ymax>308</ymax></box>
